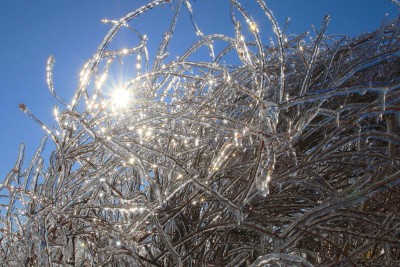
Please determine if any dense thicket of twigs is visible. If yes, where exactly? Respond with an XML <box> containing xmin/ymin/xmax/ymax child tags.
<box><xmin>1</xmin><ymin>0</ymin><xmax>400</xmax><ymax>266</ymax></box>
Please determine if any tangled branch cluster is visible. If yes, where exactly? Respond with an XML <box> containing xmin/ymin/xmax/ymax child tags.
<box><xmin>1</xmin><ymin>0</ymin><xmax>400</xmax><ymax>266</ymax></box>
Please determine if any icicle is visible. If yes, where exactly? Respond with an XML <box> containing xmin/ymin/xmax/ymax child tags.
<box><xmin>46</xmin><ymin>56</ymin><xmax>66</xmax><ymax>105</ymax></box>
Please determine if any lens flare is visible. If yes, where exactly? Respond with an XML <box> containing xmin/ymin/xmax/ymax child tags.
<box><xmin>111</xmin><ymin>88</ymin><xmax>130</xmax><ymax>109</ymax></box>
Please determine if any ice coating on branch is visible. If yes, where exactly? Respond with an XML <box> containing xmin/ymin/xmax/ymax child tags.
<box><xmin>249</xmin><ymin>253</ymin><xmax>314</xmax><ymax>267</ymax></box>
<box><xmin>1</xmin><ymin>0</ymin><xmax>400</xmax><ymax>266</ymax></box>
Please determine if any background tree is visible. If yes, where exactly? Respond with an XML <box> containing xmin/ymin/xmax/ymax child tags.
<box><xmin>1</xmin><ymin>0</ymin><xmax>400</xmax><ymax>266</ymax></box>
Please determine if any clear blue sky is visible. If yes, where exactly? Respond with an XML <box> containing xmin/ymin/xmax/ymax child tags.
<box><xmin>0</xmin><ymin>0</ymin><xmax>398</xmax><ymax>178</ymax></box>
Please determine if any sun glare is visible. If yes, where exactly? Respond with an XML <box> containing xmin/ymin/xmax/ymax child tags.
<box><xmin>111</xmin><ymin>88</ymin><xmax>130</xmax><ymax>110</ymax></box>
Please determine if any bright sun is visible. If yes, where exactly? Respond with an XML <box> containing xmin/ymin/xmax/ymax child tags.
<box><xmin>110</xmin><ymin>88</ymin><xmax>130</xmax><ymax>110</ymax></box>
